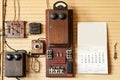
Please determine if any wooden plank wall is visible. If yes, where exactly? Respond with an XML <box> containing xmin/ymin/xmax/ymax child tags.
<box><xmin>0</xmin><ymin>0</ymin><xmax>120</xmax><ymax>80</ymax></box>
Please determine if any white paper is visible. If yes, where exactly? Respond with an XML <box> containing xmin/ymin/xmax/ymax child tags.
<box><xmin>77</xmin><ymin>22</ymin><xmax>108</xmax><ymax>74</ymax></box>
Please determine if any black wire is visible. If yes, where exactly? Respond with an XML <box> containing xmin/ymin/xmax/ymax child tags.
<box><xmin>1</xmin><ymin>0</ymin><xmax>7</xmax><ymax>80</ymax></box>
<box><xmin>27</xmin><ymin>52</ymin><xmax>40</xmax><ymax>58</ymax></box>
<box><xmin>3</xmin><ymin>0</ymin><xmax>7</xmax><ymax>36</ymax></box>
<box><xmin>16</xmin><ymin>77</ymin><xmax>20</xmax><ymax>80</ymax></box>
<box><xmin>3</xmin><ymin>0</ymin><xmax>7</xmax><ymax>19</ymax></box>
<box><xmin>4</xmin><ymin>41</ymin><xmax>17</xmax><ymax>52</ymax></box>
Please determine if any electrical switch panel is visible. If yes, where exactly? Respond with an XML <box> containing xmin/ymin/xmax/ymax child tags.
<box><xmin>46</xmin><ymin>1</ymin><xmax>73</xmax><ymax>77</ymax></box>
<box><xmin>5</xmin><ymin>50</ymin><xmax>26</xmax><ymax>77</ymax></box>
<box><xmin>6</xmin><ymin>21</ymin><xmax>25</xmax><ymax>38</ymax></box>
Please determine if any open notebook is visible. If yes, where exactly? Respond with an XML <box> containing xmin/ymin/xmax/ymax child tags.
<box><xmin>77</xmin><ymin>22</ymin><xmax>108</xmax><ymax>74</ymax></box>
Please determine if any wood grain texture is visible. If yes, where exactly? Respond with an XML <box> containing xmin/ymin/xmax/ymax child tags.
<box><xmin>0</xmin><ymin>0</ymin><xmax>120</xmax><ymax>80</ymax></box>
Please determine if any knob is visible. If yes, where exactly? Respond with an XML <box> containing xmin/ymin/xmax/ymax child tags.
<box><xmin>6</xmin><ymin>54</ymin><xmax>13</xmax><ymax>60</ymax></box>
<box><xmin>14</xmin><ymin>54</ymin><xmax>21</xmax><ymax>60</ymax></box>
<box><xmin>59</xmin><ymin>13</ymin><xmax>66</xmax><ymax>20</ymax></box>
<box><xmin>50</xmin><ymin>13</ymin><xmax>58</xmax><ymax>19</ymax></box>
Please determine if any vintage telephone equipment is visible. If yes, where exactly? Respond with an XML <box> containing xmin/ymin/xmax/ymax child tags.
<box><xmin>46</xmin><ymin>1</ymin><xmax>73</xmax><ymax>77</ymax></box>
<box><xmin>29</xmin><ymin>22</ymin><xmax>41</xmax><ymax>34</ymax></box>
<box><xmin>50</xmin><ymin>1</ymin><xmax>68</xmax><ymax>20</ymax></box>
<box><xmin>5</xmin><ymin>50</ymin><xmax>26</xmax><ymax>77</ymax></box>
<box><xmin>46</xmin><ymin>49</ymin><xmax>73</xmax><ymax>77</ymax></box>
<box><xmin>6</xmin><ymin>21</ymin><xmax>25</xmax><ymax>38</ymax></box>
<box><xmin>53</xmin><ymin>1</ymin><xmax>68</xmax><ymax>10</ymax></box>
<box><xmin>31</xmin><ymin>40</ymin><xmax>45</xmax><ymax>55</ymax></box>
<box><xmin>50</xmin><ymin>13</ymin><xmax>66</xmax><ymax>20</ymax></box>
<box><xmin>6</xmin><ymin>53</ymin><xmax>21</xmax><ymax>60</ymax></box>
<box><xmin>46</xmin><ymin>1</ymin><xmax>73</xmax><ymax>48</ymax></box>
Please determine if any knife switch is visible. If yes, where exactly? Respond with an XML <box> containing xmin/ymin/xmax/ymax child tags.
<box><xmin>6</xmin><ymin>21</ymin><xmax>25</xmax><ymax>38</ymax></box>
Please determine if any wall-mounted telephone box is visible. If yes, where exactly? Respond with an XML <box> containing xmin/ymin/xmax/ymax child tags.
<box><xmin>5</xmin><ymin>50</ymin><xmax>26</xmax><ymax>77</ymax></box>
<box><xmin>46</xmin><ymin>1</ymin><xmax>73</xmax><ymax>77</ymax></box>
<box><xmin>46</xmin><ymin>10</ymin><xmax>73</xmax><ymax>47</ymax></box>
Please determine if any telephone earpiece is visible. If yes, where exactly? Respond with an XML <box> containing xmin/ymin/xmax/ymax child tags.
<box><xmin>50</xmin><ymin>13</ymin><xmax>58</xmax><ymax>19</ymax></box>
<box><xmin>6</xmin><ymin>54</ymin><xmax>13</xmax><ymax>60</ymax></box>
<box><xmin>59</xmin><ymin>13</ymin><xmax>66</xmax><ymax>20</ymax></box>
<box><xmin>14</xmin><ymin>54</ymin><xmax>22</xmax><ymax>60</ymax></box>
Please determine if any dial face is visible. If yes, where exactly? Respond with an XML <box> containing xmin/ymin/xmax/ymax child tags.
<box><xmin>54</xmin><ymin>1</ymin><xmax>68</xmax><ymax>10</ymax></box>
<box><xmin>55</xmin><ymin>2</ymin><xmax>67</xmax><ymax>8</ymax></box>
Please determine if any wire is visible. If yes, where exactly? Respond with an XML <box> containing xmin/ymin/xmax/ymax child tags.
<box><xmin>13</xmin><ymin>0</ymin><xmax>20</xmax><ymax>21</ymax></box>
<box><xmin>3</xmin><ymin>0</ymin><xmax>7</xmax><ymax>33</ymax></box>
<box><xmin>31</xmin><ymin>57</ymin><xmax>40</xmax><ymax>73</ymax></box>
<box><xmin>17</xmin><ymin>0</ymin><xmax>20</xmax><ymax>21</ymax></box>
<box><xmin>13</xmin><ymin>0</ymin><xmax>21</xmax><ymax>32</ymax></box>
<box><xmin>46</xmin><ymin>0</ymin><xmax>50</xmax><ymax>9</ymax></box>
<box><xmin>1</xmin><ymin>0</ymin><xmax>7</xmax><ymax>80</ymax></box>
<box><xmin>16</xmin><ymin>77</ymin><xmax>20</xmax><ymax>80</ymax></box>
<box><xmin>13</xmin><ymin>0</ymin><xmax>16</xmax><ymax>21</ymax></box>
<box><xmin>3</xmin><ymin>0</ymin><xmax>7</xmax><ymax>21</ymax></box>
<box><xmin>4</xmin><ymin>41</ymin><xmax>17</xmax><ymax>52</ymax></box>
<box><xmin>37</xmin><ymin>37</ymin><xmax>45</xmax><ymax>41</ymax></box>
